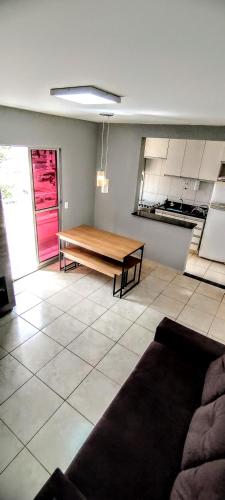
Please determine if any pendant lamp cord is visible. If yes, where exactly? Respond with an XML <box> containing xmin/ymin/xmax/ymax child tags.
<box><xmin>100</xmin><ymin>121</ymin><xmax>105</xmax><ymax>171</ymax></box>
<box><xmin>105</xmin><ymin>120</ymin><xmax>110</xmax><ymax>176</ymax></box>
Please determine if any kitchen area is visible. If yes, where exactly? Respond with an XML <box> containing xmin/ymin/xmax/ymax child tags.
<box><xmin>136</xmin><ymin>137</ymin><xmax>225</xmax><ymax>286</ymax></box>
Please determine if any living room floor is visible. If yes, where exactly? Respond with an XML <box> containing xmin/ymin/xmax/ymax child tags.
<box><xmin>0</xmin><ymin>259</ymin><xmax>225</xmax><ymax>499</ymax></box>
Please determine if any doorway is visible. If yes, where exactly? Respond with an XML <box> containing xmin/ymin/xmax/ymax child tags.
<box><xmin>0</xmin><ymin>146</ymin><xmax>60</xmax><ymax>280</ymax></box>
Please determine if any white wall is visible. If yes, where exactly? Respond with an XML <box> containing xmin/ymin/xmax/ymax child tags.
<box><xmin>142</xmin><ymin>158</ymin><xmax>214</xmax><ymax>205</ymax></box>
<box><xmin>94</xmin><ymin>124</ymin><xmax>225</xmax><ymax>270</ymax></box>
<box><xmin>0</xmin><ymin>106</ymin><xmax>98</xmax><ymax>229</ymax></box>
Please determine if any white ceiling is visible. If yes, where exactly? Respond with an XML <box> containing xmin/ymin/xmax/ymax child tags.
<box><xmin>1</xmin><ymin>0</ymin><xmax>225</xmax><ymax>125</ymax></box>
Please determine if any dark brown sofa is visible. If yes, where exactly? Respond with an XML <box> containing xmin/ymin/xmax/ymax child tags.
<box><xmin>35</xmin><ymin>318</ymin><xmax>225</xmax><ymax>500</ymax></box>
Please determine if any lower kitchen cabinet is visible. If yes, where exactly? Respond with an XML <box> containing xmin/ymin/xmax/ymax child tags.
<box><xmin>155</xmin><ymin>209</ymin><xmax>205</xmax><ymax>253</ymax></box>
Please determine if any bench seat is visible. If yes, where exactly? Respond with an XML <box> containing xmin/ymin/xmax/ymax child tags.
<box><xmin>61</xmin><ymin>245</ymin><xmax>139</xmax><ymax>278</ymax></box>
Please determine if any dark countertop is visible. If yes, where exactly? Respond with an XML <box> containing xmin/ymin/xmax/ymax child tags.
<box><xmin>132</xmin><ymin>211</ymin><xmax>197</xmax><ymax>229</ymax></box>
<box><xmin>156</xmin><ymin>205</ymin><xmax>207</xmax><ymax>219</ymax></box>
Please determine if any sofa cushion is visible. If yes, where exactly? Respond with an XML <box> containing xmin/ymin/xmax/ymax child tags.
<box><xmin>182</xmin><ymin>394</ymin><xmax>225</xmax><ymax>470</ymax></box>
<box><xmin>34</xmin><ymin>468</ymin><xmax>86</xmax><ymax>500</ymax></box>
<box><xmin>170</xmin><ymin>460</ymin><xmax>225</xmax><ymax>500</ymax></box>
<box><xmin>66</xmin><ymin>341</ymin><xmax>205</xmax><ymax>500</ymax></box>
<box><xmin>202</xmin><ymin>353</ymin><xmax>225</xmax><ymax>405</ymax></box>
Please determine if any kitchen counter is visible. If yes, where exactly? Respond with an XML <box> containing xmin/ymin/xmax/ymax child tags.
<box><xmin>157</xmin><ymin>205</ymin><xmax>207</xmax><ymax>219</ymax></box>
<box><xmin>132</xmin><ymin>211</ymin><xmax>197</xmax><ymax>230</ymax></box>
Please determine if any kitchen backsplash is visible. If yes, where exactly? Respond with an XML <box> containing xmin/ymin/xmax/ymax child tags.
<box><xmin>142</xmin><ymin>158</ymin><xmax>214</xmax><ymax>205</ymax></box>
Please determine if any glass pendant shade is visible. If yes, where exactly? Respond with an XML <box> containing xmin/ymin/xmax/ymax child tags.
<box><xmin>96</xmin><ymin>170</ymin><xmax>105</xmax><ymax>187</ymax></box>
<box><xmin>101</xmin><ymin>178</ymin><xmax>109</xmax><ymax>193</ymax></box>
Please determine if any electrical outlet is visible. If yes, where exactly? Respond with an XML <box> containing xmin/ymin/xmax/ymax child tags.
<box><xmin>64</xmin><ymin>201</ymin><xmax>69</xmax><ymax>209</ymax></box>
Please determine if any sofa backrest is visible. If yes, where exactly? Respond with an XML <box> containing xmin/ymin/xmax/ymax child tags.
<box><xmin>170</xmin><ymin>352</ymin><xmax>225</xmax><ymax>500</ymax></box>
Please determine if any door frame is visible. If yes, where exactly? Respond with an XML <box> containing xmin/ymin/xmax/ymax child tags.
<box><xmin>28</xmin><ymin>147</ymin><xmax>62</xmax><ymax>269</ymax></box>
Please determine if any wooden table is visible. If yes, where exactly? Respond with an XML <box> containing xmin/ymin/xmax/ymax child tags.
<box><xmin>57</xmin><ymin>225</ymin><xmax>145</xmax><ymax>298</ymax></box>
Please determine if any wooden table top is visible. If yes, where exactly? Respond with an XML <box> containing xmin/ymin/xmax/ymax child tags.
<box><xmin>57</xmin><ymin>225</ymin><xmax>144</xmax><ymax>261</ymax></box>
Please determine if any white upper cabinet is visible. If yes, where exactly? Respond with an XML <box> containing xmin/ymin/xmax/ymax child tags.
<box><xmin>144</xmin><ymin>138</ymin><xmax>169</xmax><ymax>158</ymax></box>
<box><xmin>198</xmin><ymin>141</ymin><xmax>225</xmax><ymax>181</ymax></box>
<box><xmin>165</xmin><ymin>139</ymin><xmax>186</xmax><ymax>176</ymax></box>
<box><xmin>181</xmin><ymin>140</ymin><xmax>205</xmax><ymax>178</ymax></box>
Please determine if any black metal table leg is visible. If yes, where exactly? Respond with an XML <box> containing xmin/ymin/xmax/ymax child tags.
<box><xmin>137</xmin><ymin>246</ymin><xmax>144</xmax><ymax>283</ymax></box>
<box><xmin>113</xmin><ymin>245</ymin><xmax>145</xmax><ymax>298</ymax></box>
<box><xmin>120</xmin><ymin>259</ymin><xmax>125</xmax><ymax>298</ymax></box>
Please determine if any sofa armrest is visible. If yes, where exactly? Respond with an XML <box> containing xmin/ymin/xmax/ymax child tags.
<box><xmin>34</xmin><ymin>468</ymin><xmax>86</xmax><ymax>500</ymax></box>
<box><xmin>154</xmin><ymin>317</ymin><xmax>225</xmax><ymax>365</ymax></box>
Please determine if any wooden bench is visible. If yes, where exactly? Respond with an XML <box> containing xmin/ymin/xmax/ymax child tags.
<box><xmin>60</xmin><ymin>245</ymin><xmax>140</xmax><ymax>295</ymax></box>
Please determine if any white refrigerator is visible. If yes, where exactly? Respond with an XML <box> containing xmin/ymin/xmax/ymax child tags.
<box><xmin>199</xmin><ymin>182</ymin><xmax>225</xmax><ymax>262</ymax></box>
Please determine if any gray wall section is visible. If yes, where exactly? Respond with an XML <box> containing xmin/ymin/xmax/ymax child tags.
<box><xmin>94</xmin><ymin>124</ymin><xmax>225</xmax><ymax>270</ymax></box>
<box><xmin>0</xmin><ymin>106</ymin><xmax>98</xmax><ymax>229</ymax></box>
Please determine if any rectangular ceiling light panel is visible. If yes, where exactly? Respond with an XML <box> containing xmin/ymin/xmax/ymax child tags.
<box><xmin>50</xmin><ymin>86</ymin><xmax>121</xmax><ymax>105</ymax></box>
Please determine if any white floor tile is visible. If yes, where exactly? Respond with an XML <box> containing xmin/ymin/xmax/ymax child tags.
<box><xmin>216</xmin><ymin>301</ymin><xmax>225</xmax><ymax>320</ymax></box>
<box><xmin>0</xmin><ymin>317</ymin><xmax>38</xmax><ymax>352</ymax></box>
<box><xmin>58</xmin><ymin>265</ymin><xmax>91</xmax><ymax>281</ymax></box>
<box><xmin>46</xmin><ymin>288</ymin><xmax>83</xmax><ymax>312</ymax></box>
<box><xmin>14</xmin><ymin>291</ymin><xmax>42</xmax><ymax>315</ymax></box>
<box><xmin>24</xmin><ymin>277</ymin><xmax>66</xmax><ymax>299</ymax></box>
<box><xmin>178</xmin><ymin>305</ymin><xmax>214</xmax><ymax>333</ymax></box>
<box><xmin>68</xmin><ymin>369</ymin><xmax>120</xmax><ymax>424</ymax></box>
<box><xmin>110</xmin><ymin>298</ymin><xmax>147</xmax><ymax>322</ymax></box>
<box><xmin>209</xmin><ymin>262</ymin><xmax>225</xmax><ymax>275</ymax></box>
<box><xmin>28</xmin><ymin>402</ymin><xmax>93</xmax><ymax>473</ymax></box>
<box><xmin>162</xmin><ymin>283</ymin><xmax>193</xmax><ymax>304</ymax></box>
<box><xmin>124</xmin><ymin>285</ymin><xmax>158</xmax><ymax>307</ymax></box>
<box><xmin>151</xmin><ymin>294</ymin><xmax>184</xmax><ymax>319</ymax></box>
<box><xmin>88</xmin><ymin>283</ymin><xmax>119</xmax><ymax>308</ymax></box>
<box><xmin>21</xmin><ymin>302</ymin><xmax>62</xmax><ymax>330</ymax></box>
<box><xmin>0</xmin><ymin>355</ymin><xmax>32</xmax><ymax>404</ymax></box>
<box><xmin>142</xmin><ymin>258</ymin><xmax>158</xmax><ymax>272</ymax></box>
<box><xmin>37</xmin><ymin>349</ymin><xmax>92</xmax><ymax>399</ymax></box>
<box><xmin>0</xmin><ymin>346</ymin><xmax>7</xmax><ymax>360</ymax></box>
<box><xmin>0</xmin><ymin>420</ymin><xmax>23</xmax><ymax>473</ymax></box>
<box><xmin>68</xmin><ymin>298</ymin><xmax>106</xmax><ymax>326</ymax></box>
<box><xmin>0</xmin><ymin>449</ymin><xmax>49</xmax><ymax>500</ymax></box>
<box><xmin>204</xmin><ymin>270</ymin><xmax>225</xmax><ymax>285</ymax></box>
<box><xmin>188</xmin><ymin>293</ymin><xmax>219</xmax><ymax>315</ymax></box>
<box><xmin>196</xmin><ymin>282</ymin><xmax>224</xmax><ymax>301</ymax></box>
<box><xmin>119</xmin><ymin>323</ymin><xmax>155</xmax><ymax>356</ymax></box>
<box><xmin>187</xmin><ymin>255</ymin><xmax>210</xmax><ymax>270</ymax></box>
<box><xmin>150</xmin><ymin>265</ymin><xmax>177</xmax><ymax>282</ymax></box>
<box><xmin>171</xmin><ymin>274</ymin><xmax>199</xmax><ymax>291</ymax></box>
<box><xmin>97</xmin><ymin>344</ymin><xmax>139</xmax><ymax>385</ymax></box>
<box><xmin>69</xmin><ymin>273</ymin><xmax>108</xmax><ymax>297</ymax></box>
<box><xmin>0</xmin><ymin>377</ymin><xmax>62</xmax><ymax>444</ymax></box>
<box><xmin>140</xmin><ymin>275</ymin><xmax>168</xmax><ymax>293</ymax></box>
<box><xmin>67</xmin><ymin>327</ymin><xmax>114</xmax><ymax>366</ymax></box>
<box><xmin>13</xmin><ymin>279</ymin><xmax>26</xmax><ymax>295</ymax></box>
<box><xmin>136</xmin><ymin>306</ymin><xmax>165</xmax><ymax>332</ymax></box>
<box><xmin>0</xmin><ymin>310</ymin><xmax>17</xmax><ymax>326</ymax></box>
<box><xmin>12</xmin><ymin>332</ymin><xmax>63</xmax><ymax>373</ymax></box>
<box><xmin>92</xmin><ymin>310</ymin><xmax>132</xmax><ymax>341</ymax></box>
<box><xmin>42</xmin><ymin>313</ymin><xmax>86</xmax><ymax>346</ymax></box>
<box><xmin>186</xmin><ymin>264</ymin><xmax>205</xmax><ymax>278</ymax></box>
<box><xmin>209</xmin><ymin>317</ymin><xmax>225</xmax><ymax>342</ymax></box>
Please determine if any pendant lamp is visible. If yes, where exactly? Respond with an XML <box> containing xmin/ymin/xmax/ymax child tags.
<box><xmin>96</xmin><ymin>120</ymin><xmax>106</xmax><ymax>187</ymax></box>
